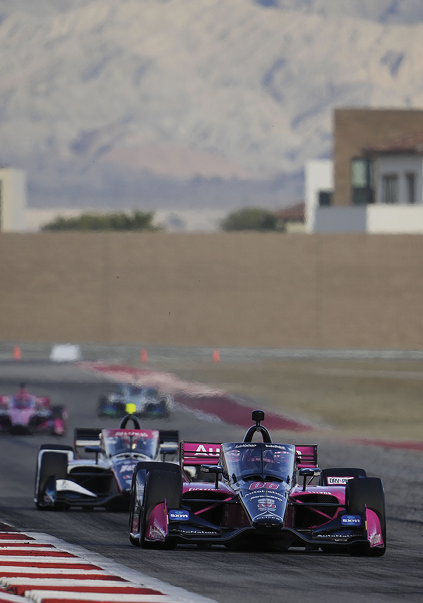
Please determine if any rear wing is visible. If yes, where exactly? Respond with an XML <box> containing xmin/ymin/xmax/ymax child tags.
<box><xmin>159</xmin><ymin>430</ymin><xmax>179</xmax><ymax>447</ymax></box>
<box><xmin>74</xmin><ymin>427</ymin><xmax>102</xmax><ymax>458</ymax></box>
<box><xmin>159</xmin><ymin>430</ymin><xmax>179</xmax><ymax>458</ymax></box>
<box><xmin>295</xmin><ymin>445</ymin><xmax>318</xmax><ymax>469</ymax></box>
<box><xmin>180</xmin><ymin>441</ymin><xmax>221</xmax><ymax>467</ymax></box>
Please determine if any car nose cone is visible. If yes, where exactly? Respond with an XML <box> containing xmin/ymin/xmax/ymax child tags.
<box><xmin>253</xmin><ymin>518</ymin><xmax>283</xmax><ymax>530</ymax></box>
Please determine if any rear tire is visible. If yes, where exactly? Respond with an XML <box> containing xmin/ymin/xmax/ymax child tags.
<box><xmin>35</xmin><ymin>451</ymin><xmax>68</xmax><ymax>510</ymax></box>
<box><xmin>346</xmin><ymin>477</ymin><xmax>386</xmax><ymax>557</ymax></box>
<box><xmin>141</xmin><ymin>469</ymin><xmax>182</xmax><ymax>549</ymax></box>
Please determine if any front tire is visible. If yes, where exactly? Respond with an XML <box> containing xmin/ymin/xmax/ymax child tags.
<box><xmin>346</xmin><ymin>477</ymin><xmax>386</xmax><ymax>557</ymax></box>
<box><xmin>51</xmin><ymin>406</ymin><xmax>68</xmax><ymax>436</ymax></box>
<box><xmin>35</xmin><ymin>451</ymin><xmax>68</xmax><ymax>510</ymax></box>
<box><xmin>140</xmin><ymin>469</ymin><xmax>182</xmax><ymax>549</ymax></box>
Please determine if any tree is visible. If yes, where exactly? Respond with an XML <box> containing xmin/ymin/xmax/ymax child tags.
<box><xmin>41</xmin><ymin>211</ymin><xmax>160</xmax><ymax>231</ymax></box>
<box><xmin>220</xmin><ymin>207</ymin><xmax>284</xmax><ymax>232</ymax></box>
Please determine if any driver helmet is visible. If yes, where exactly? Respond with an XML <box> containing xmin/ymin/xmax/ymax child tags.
<box><xmin>242</xmin><ymin>448</ymin><xmax>261</xmax><ymax>471</ymax></box>
<box><xmin>227</xmin><ymin>449</ymin><xmax>241</xmax><ymax>462</ymax></box>
<box><xmin>16</xmin><ymin>382</ymin><xmax>29</xmax><ymax>399</ymax></box>
<box><xmin>263</xmin><ymin>448</ymin><xmax>289</xmax><ymax>471</ymax></box>
<box><xmin>117</xmin><ymin>436</ymin><xmax>130</xmax><ymax>451</ymax></box>
<box><xmin>135</xmin><ymin>438</ymin><xmax>149</xmax><ymax>453</ymax></box>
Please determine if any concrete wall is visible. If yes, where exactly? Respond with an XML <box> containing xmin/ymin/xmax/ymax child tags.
<box><xmin>334</xmin><ymin>109</ymin><xmax>423</xmax><ymax>207</ymax></box>
<box><xmin>1</xmin><ymin>232</ymin><xmax>423</xmax><ymax>350</ymax></box>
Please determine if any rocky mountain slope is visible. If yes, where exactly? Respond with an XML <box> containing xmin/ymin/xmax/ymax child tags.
<box><xmin>0</xmin><ymin>0</ymin><xmax>422</xmax><ymax>210</ymax></box>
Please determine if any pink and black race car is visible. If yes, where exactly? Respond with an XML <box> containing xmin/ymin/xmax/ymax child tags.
<box><xmin>129</xmin><ymin>410</ymin><xmax>386</xmax><ymax>556</ymax></box>
<box><xmin>0</xmin><ymin>384</ymin><xmax>67</xmax><ymax>436</ymax></box>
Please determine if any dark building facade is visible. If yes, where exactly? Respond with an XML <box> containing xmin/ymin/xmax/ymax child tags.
<box><xmin>334</xmin><ymin>108</ymin><xmax>423</xmax><ymax>206</ymax></box>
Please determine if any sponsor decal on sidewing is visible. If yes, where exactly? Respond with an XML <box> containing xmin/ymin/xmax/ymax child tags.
<box><xmin>369</xmin><ymin>533</ymin><xmax>383</xmax><ymax>546</ymax></box>
<box><xmin>341</xmin><ymin>515</ymin><xmax>362</xmax><ymax>526</ymax></box>
<box><xmin>169</xmin><ymin>510</ymin><xmax>190</xmax><ymax>521</ymax></box>
<box><xmin>327</xmin><ymin>476</ymin><xmax>354</xmax><ymax>485</ymax></box>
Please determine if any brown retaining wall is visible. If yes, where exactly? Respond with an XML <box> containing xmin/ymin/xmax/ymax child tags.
<box><xmin>1</xmin><ymin>232</ymin><xmax>423</xmax><ymax>350</ymax></box>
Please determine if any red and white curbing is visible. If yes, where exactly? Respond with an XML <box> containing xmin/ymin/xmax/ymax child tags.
<box><xmin>0</xmin><ymin>531</ymin><xmax>217</xmax><ymax>603</ymax></box>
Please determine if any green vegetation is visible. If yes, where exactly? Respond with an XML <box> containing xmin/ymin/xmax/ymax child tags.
<box><xmin>220</xmin><ymin>207</ymin><xmax>284</xmax><ymax>232</ymax></box>
<box><xmin>41</xmin><ymin>211</ymin><xmax>160</xmax><ymax>232</ymax></box>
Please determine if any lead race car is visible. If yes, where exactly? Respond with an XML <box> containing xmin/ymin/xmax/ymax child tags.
<box><xmin>34</xmin><ymin>415</ymin><xmax>179</xmax><ymax>511</ymax></box>
<box><xmin>97</xmin><ymin>384</ymin><xmax>174</xmax><ymax>419</ymax></box>
<box><xmin>0</xmin><ymin>384</ymin><xmax>67</xmax><ymax>436</ymax></box>
<box><xmin>129</xmin><ymin>410</ymin><xmax>386</xmax><ymax>555</ymax></box>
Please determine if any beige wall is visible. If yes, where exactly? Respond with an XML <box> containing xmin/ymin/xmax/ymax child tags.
<box><xmin>334</xmin><ymin>108</ymin><xmax>423</xmax><ymax>206</ymax></box>
<box><xmin>1</xmin><ymin>232</ymin><xmax>423</xmax><ymax>350</ymax></box>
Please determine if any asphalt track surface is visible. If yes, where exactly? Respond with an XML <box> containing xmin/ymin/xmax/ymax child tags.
<box><xmin>0</xmin><ymin>361</ymin><xmax>422</xmax><ymax>603</ymax></box>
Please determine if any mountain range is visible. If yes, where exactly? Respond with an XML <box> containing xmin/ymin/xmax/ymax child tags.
<box><xmin>0</xmin><ymin>0</ymin><xmax>422</xmax><ymax>211</ymax></box>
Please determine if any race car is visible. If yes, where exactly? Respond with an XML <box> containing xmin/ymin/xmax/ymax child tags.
<box><xmin>0</xmin><ymin>384</ymin><xmax>67</xmax><ymax>436</ymax></box>
<box><xmin>97</xmin><ymin>384</ymin><xmax>173</xmax><ymax>419</ymax></box>
<box><xmin>34</xmin><ymin>415</ymin><xmax>179</xmax><ymax>511</ymax></box>
<box><xmin>129</xmin><ymin>410</ymin><xmax>386</xmax><ymax>556</ymax></box>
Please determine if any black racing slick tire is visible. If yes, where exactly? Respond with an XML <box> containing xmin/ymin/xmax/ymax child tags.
<box><xmin>140</xmin><ymin>469</ymin><xmax>182</xmax><ymax>549</ymax></box>
<box><xmin>346</xmin><ymin>477</ymin><xmax>386</xmax><ymax>557</ymax></box>
<box><xmin>35</xmin><ymin>451</ymin><xmax>68</xmax><ymax>511</ymax></box>
<box><xmin>129</xmin><ymin>462</ymin><xmax>181</xmax><ymax>546</ymax></box>
<box><xmin>320</xmin><ymin>467</ymin><xmax>367</xmax><ymax>486</ymax></box>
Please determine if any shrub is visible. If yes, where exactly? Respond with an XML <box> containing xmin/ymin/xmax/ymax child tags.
<box><xmin>41</xmin><ymin>211</ymin><xmax>160</xmax><ymax>231</ymax></box>
<box><xmin>220</xmin><ymin>207</ymin><xmax>284</xmax><ymax>232</ymax></box>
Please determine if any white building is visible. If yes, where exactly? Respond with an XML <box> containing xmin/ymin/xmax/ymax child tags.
<box><xmin>0</xmin><ymin>167</ymin><xmax>26</xmax><ymax>232</ymax></box>
<box><xmin>306</xmin><ymin>132</ymin><xmax>423</xmax><ymax>234</ymax></box>
<box><xmin>305</xmin><ymin>160</ymin><xmax>334</xmax><ymax>233</ymax></box>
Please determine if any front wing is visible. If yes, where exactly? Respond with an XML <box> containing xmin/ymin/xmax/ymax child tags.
<box><xmin>144</xmin><ymin>503</ymin><xmax>384</xmax><ymax>553</ymax></box>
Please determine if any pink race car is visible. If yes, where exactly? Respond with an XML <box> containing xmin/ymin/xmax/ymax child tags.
<box><xmin>0</xmin><ymin>384</ymin><xmax>67</xmax><ymax>436</ymax></box>
<box><xmin>129</xmin><ymin>410</ymin><xmax>386</xmax><ymax>556</ymax></box>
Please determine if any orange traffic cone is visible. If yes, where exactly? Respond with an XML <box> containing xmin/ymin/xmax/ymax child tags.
<box><xmin>212</xmin><ymin>349</ymin><xmax>220</xmax><ymax>363</ymax></box>
<box><xmin>140</xmin><ymin>348</ymin><xmax>149</xmax><ymax>363</ymax></box>
<box><xmin>13</xmin><ymin>346</ymin><xmax>21</xmax><ymax>360</ymax></box>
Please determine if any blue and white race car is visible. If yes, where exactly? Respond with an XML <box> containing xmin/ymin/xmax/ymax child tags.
<box><xmin>97</xmin><ymin>384</ymin><xmax>174</xmax><ymax>419</ymax></box>
<box><xmin>34</xmin><ymin>415</ymin><xmax>179</xmax><ymax>511</ymax></box>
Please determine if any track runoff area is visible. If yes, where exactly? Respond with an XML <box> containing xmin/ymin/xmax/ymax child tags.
<box><xmin>0</xmin><ymin>358</ymin><xmax>421</xmax><ymax>602</ymax></box>
<box><xmin>0</xmin><ymin>360</ymin><xmax>309</xmax><ymax>603</ymax></box>
<box><xmin>0</xmin><ymin>528</ymin><xmax>217</xmax><ymax>603</ymax></box>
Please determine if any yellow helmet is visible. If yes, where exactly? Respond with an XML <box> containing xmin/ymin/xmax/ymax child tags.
<box><xmin>125</xmin><ymin>402</ymin><xmax>137</xmax><ymax>415</ymax></box>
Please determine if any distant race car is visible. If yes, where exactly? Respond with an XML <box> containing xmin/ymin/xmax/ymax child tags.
<box><xmin>129</xmin><ymin>410</ymin><xmax>386</xmax><ymax>556</ymax></box>
<box><xmin>97</xmin><ymin>384</ymin><xmax>173</xmax><ymax>419</ymax></box>
<box><xmin>0</xmin><ymin>384</ymin><xmax>67</xmax><ymax>436</ymax></box>
<box><xmin>34</xmin><ymin>415</ymin><xmax>179</xmax><ymax>511</ymax></box>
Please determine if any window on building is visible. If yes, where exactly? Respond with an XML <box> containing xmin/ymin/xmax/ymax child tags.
<box><xmin>381</xmin><ymin>174</ymin><xmax>398</xmax><ymax>204</ymax></box>
<box><xmin>351</xmin><ymin>158</ymin><xmax>374</xmax><ymax>205</ymax></box>
<box><xmin>318</xmin><ymin>190</ymin><xmax>333</xmax><ymax>206</ymax></box>
<box><xmin>405</xmin><ymin>172</ymin><xmax>416</xmax><ymax>204</ymax></box>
